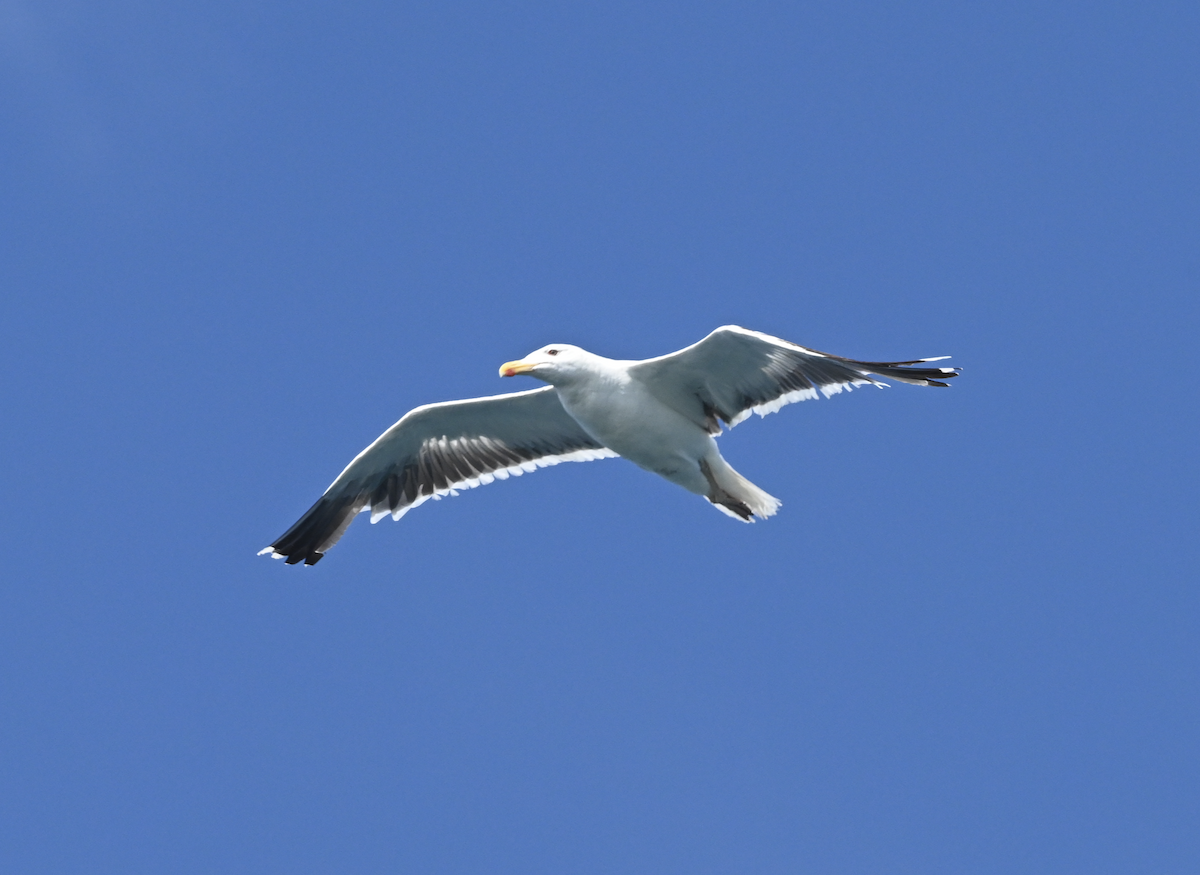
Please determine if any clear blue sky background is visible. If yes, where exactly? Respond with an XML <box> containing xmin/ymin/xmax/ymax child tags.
<box><xmin>2</xmin><ymin>2</ymin><xmax>1197</xmax><ymax>872</ymax></box>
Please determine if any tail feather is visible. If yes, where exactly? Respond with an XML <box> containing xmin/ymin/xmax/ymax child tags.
<box><xmin>699</xmin><ymin>456</ymin><xmax>781</xmax><ymax>522</ymax></box>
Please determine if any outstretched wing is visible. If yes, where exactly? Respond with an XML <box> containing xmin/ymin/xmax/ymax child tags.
<box><xmin>260</xmin><ymin>387</ymin><xmax>616</xmax><ymax>565</ymax></box>
<box><xmin>627</xmin><ymin>325</ymin><xmax>959</xmax><ymax>435</ymax></box>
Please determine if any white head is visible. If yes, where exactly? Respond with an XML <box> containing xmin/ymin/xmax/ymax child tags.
<box><xmin>499</xmin><ymin>344</ymin><xmax>594</xmax><ymax>385</ymax></box>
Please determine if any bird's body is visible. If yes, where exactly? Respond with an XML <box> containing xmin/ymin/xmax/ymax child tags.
<box><xmin>551</xmin><ymin>354</ymin><xmax>713</xmax><ymax>494</ymax></box>
<box><xmin>260</xmin><ymin>326</ymin><xmax>959</xmax><ymax>565</ymax></box>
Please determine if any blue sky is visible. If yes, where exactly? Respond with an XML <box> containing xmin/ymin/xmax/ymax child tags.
<box><xmin>2</xmin><ymin>1</ymin><xmax>1197</xmax><ymax>872</ymax></box>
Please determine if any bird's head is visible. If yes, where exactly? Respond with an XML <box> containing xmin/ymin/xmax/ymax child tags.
<box><xmin>499</xmin><ymin>344</ymin><xmax>588</xmax><ymax>384</ymax></box>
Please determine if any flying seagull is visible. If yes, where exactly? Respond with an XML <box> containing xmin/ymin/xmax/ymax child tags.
<box><xmin>260</xmin><ymin>325</ymin><xmax>958</xmax><ymax>565</ymax></box>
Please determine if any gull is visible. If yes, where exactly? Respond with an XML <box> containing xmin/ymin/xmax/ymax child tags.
<box><xmin>259</xmin><ymin>325</ymin><xmax>958</xmax><ymax>564</ymax></box>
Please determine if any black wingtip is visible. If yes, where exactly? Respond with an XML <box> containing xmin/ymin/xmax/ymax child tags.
<box><xmin>273</xmin><ymin>545</ymin><xmax>325</xmax><ymax>566</ymax></box>
<box><xmin>265</xmin><ymin>490</ymin><xmax>361</xmax><ymax>568</ymax></box>
<box><xmin>927</xmin><ymin>366</ymin><xmax>963</xmax><ymax>387</ymax></box>
<box><xmin>875</xmin><ymin>363</ymin><xmax>962</xmax><ymax>386</ymax></box>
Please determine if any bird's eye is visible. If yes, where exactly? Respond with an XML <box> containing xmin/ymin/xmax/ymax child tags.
<box><xmin>547</xmin><ymin>349</ymin><xmax>559</xmax><ymax>356</ymax></box>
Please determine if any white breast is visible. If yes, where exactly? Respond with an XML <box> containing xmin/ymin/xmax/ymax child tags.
<box><xmin>556</xmin><ymin>368</ymin><xmax>714</xmax><ymax>480</ymax></box>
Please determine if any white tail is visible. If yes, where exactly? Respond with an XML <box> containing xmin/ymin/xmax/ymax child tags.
<box><xmin>699</xmin><ymin>455</ymin><xmax>782</xmax><ymax>522</ymax></box>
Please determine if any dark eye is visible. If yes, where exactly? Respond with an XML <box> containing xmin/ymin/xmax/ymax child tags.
<box><xmin>547</xmin><ymin>349</ymin><xmax>559</xmax><ymax>356</ymax></box>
